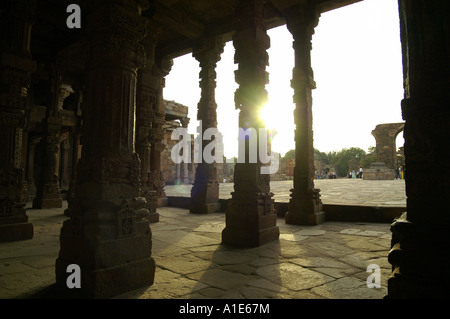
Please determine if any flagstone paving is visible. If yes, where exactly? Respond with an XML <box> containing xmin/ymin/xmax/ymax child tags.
<box><xmin>165</xmin><ymin>179</ymin><xmax>407</xmax><ymax>207</ymax></box>
<box><xmin>0</xmin><ymin>179</ymin><xmax>405</xmax><ymax>299</ymax></box>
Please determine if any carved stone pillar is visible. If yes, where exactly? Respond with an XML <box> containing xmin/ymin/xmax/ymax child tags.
<box><xmin>59</xmin><ymin>133</ymin><xmax>71</xmax><ymax>191</ymax></box>
<box><xmin>65</xmin><ymin>128</ymin><xmax>80</xmax><ymax>216</ymax></box>
<box><xmin>222</xmin><ymin>0</ymin><xmax>279</xmax><ymax>247</ymax></box>
<box><xmin>0</xmin><ymin>0</ymin><xmax>36</xmax><ymax>242</ymax></box>
<box><xmin>190</xmin><ymin>37</ymin><xmax>224</xmax><ymax>214</ymax></box>
<box><xmin>26</xmin><ymin>135</ymin><xmax>41</xmax><ymax>199</ymax></box>
<box><xmin>136</xmin><ymin>22</ymin><xmax>159</xmax><ymax>222</ymax></box>
<box><xmin>32</xmin><ymin>113</ymin><xmax>63</xmax><ymax>209</ymax></box>
<box><xmin>34</xmin><ymin>67</ymin><xmax>75</xmax><ymax>208</ymax></box>
<box><xmin>150</xmin><ymin>58</ymin><xmax>172</xmax><ymax>207</ymax></box>
<box><xmin>285</xmin><ymin>6</ymin><xmax>325</xmax><ymax>226</ymax></box>
<box><xmin>179</xmin><ymin>117</ymin><xmax>189</xmax><ymax>185</ymax></box>
<box><xmin>387</xmin><ymin>0</ymin><xmax>450</xmax><ymax>299</ymax></box>
<box><xmin>55</xmin><ymin>0</ymin><xmax>155</xmax><ymax>298</ymax></box>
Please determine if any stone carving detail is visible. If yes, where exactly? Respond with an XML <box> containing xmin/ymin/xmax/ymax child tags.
<box><xmin>116</xmin><ymin>200</ymin><xmax>136</xmax><ymax>237</ymax></box>
<box><xmin>0</xmin><ymin>198</ymin><xmax>15</xmax><ymax>217</ymax></box>
<box><xmin>0</xmin><ymin>168</ymin><xmax>24</xmax><ymax>187</ymax></box>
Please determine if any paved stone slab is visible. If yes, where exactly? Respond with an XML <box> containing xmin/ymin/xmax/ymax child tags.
<box><xmin>153</xmin><ymin>229</ymin><xmax>219</xmax><ymax>248</ymax></box>
<box><xmin>295</xmin><ymin>229</ymin><xmax>326</xmax><ymax>236</ymax></box>
<box><xmin>165</xmin><ymin>179</ymin><xmax>406</xmax><ymax>207</ymax></box>
<box><xmin>156</xmin><ymin>254</ymin><xmax>214</xmax><ymax>275</ymax></box>
<box><xmin>279</xmin><ymin>233</ymin><xmax>309</xmax><ymax>242</ymax></box>
<box><xmin>255</xmin><ymin>262</ymin><xmax>335</xmax><ymax>291</ymax></box>
<box><xmin>187</xmin><ymin>268</ymin><xmax>250</xmax><ymax>291</ymax></box>
<box><xmin>0</xmin><ymin>202</ymin><xmax>393</xmax><ymax>299</ymax></box>
<box><xmin>311</xmin><ymin>277</ymin><xmax>386</xmax><ymax>299</ymax></box>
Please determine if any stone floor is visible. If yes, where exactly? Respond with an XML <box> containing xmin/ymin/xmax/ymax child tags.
<box><xmin>0</xmin><ymin>179</ymin><xmax>406</xmax><ymax>299</ymax></box>
<box><xmin>166</xmin><ymin>178</ymin><xmax>407</xmax><ymax>207</ymax></box>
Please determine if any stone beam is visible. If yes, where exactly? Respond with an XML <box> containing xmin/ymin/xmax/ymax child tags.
<box><xmin>151</xmin><ymin>1</ymin><xmax>205</xmax><ymax>40</ymax></box>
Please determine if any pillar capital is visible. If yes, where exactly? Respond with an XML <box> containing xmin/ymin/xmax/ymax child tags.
<box><xmin>285</xmin><ymin>5</ymin><xmax>320</xmax><ymax>40</ymax></box>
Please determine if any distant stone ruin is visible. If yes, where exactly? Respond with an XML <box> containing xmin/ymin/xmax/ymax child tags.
<box><xmin>363</xmin><ymin>123</ymin><xmax>404</xmax><ymax>180</ymax></box>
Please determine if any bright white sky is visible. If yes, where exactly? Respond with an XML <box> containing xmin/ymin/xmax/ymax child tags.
<box><xmin>164</xmin><ymin>0</ymin><xmax>404</xmax><ymax>159</ymax></box>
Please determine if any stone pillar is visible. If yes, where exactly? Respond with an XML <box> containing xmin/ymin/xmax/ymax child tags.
<box><xmin>65</xmin><ymin>128</ymin><xmax>80</xmax><ymax>216</ymax></box>
<box><xmin>33</xmin><ymin>68</ymin><xmax>75</xmax><ymax>208</ymax></box>
<box><xmin>0</xmin><ymin>0</ymin><xmax>36</xmax><ymax>242</ymax></box>
<box><xmin>387</xmin><ymin>0</ymin><xmax>450</xmax><ymax>299</ymax></box>
<box><xmin>26</xmin><ymin>135</ymin><xmax>41</xmax><ymax>199</ymax></box>
<box><xmin>55</xmin><ymin>0</ymin><xmax>155</xmax><ymax>298</ymax></box>
<box><xmin>179</xmin><ymin>117</ymin><xmax>190</xmax><ymax>185</ymax></box>
<box><xmin>136</xmin><ymin>22</ymin><xmax>159</xmax><ymax>222</ymax></box>
<box><xmin>59</xmin><ymin>133</ymin><xmax>71</xmax><ymax>191</ymax></box>
<box><xmin>190</xmin><ymin>37</ymin><xmax>224</xmax><ymax>214</ymax></box>
<box><xmin>222</xmin><ymin>0</ymin><xmax>279</xmax><ymax>247</ymax></box>
<box><xmin>150</xmin><ymin>58</ymin><xmax>172</xmax><ymax>207</ymax></box>
<box><xmin>32</xmin><ymin>111</ymin><xmax>63</xmax><ymax>209</ymax></box>
<box><xmin>285</xmin><ymin>6</ymin><xmax>325</xmax><ymax>226</ymax></box>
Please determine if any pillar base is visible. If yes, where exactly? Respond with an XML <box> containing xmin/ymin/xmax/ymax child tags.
<box><xmin>143</xmin><ymin>190</ymin><xmax>159</xmax><ymax>223</ymax></box>
<box><xmin>222</xmin><ymin>192</ymin><xmax>279</xmax><ymax>247</ymax></box>
<box><xmin>190</xmin><ymin>202</ymin><xmax>221</xmax><ymax>214</ymax></box>
<box><xmin>0</xmin><ymin>202</ymin><xmax>34</xmax><ymax>242</ymax></box>
<box><xmin>157</xmin><ymin>197</ymin><xmax>168</xmax><ymax>207</ymax></box>
<box><xmin>32</xmin><ymin>196</ymin><xmax>63</xmax><ymax>209</ymax></box>
<box><xmin>363</xmin><ymin>162</ymin><xmax>395</xmax><ymax>180</ymax></box>
<box><xmin>0</xmin><ymin>222</ymin><xmax>33</xmax><ymax>242</ymax></box>
<box><xmin>286</xmin><ymin>189</ymin><xmax>325</xmax><ymax>225</ymax></box>
<box><xmin>285</xmin><ymin>210</ymin><xmax>326</xmax><ymax>226</ymax></box>
<box><xmin>147</xmin><ymin>212</ymin><xmax>159</xmax><ymax>223</ymax></box>
<box><xmin>387</xmin><ymin>212</ymin><xmax>450</xmax><ymax>298</ymax></box>
<box><xmin>190</xmin><ymin>180</ymin><xmax>220</xmax><ymax>214</ymax></box>
<box><xmin>55</xmin><ymin>256</ymin><xmax>155</xmax><ymax>298</ymax></box>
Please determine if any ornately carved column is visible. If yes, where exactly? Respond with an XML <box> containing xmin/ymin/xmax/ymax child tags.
<box><xmin>0</xmin><ymin>0</ymin><xmax>36</xmax><ymax>242</ymax></box>
<box><xmin>387</xmin><ymin>0</ymin><xmax>450</xmax><ymax>299</ymax></box>
<box><xmin>150</xmin><ymin>57</ymin><xmax>172</xmax><ymax>206</ymax></box>
<box><xmin>136</xmin><ymin>22</ymin><xmax>159</xmax><ymax>222</ymax></box>
<box><xmin>222</xmin><ymin>0</ymin><xmax>279</xmax><ymax>247</ymax></box>
<box><xmin>190</xmin><ymin>37</ymin><xmax>224</xmax><ymax>214</ymax></box>
<box><xmin>55</xmin><ymin>0</ymin><xmax>155</xmax><ymax>298</ymax></box>
<box><xmin>32</xmin><ymin>70</ymin><xmax>63</xmax><ymax>209</ymax></box>
<box><xmin>285</xmin><ymin>6</ymin><xmax>325</xmax><ymax>226</ymax></box>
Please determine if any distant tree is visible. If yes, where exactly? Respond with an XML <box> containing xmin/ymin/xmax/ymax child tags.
<box><xmin>329</xmin><ymin>147</ymin><xmax>366</xmax><ymax>177</ymax></box>
<box><xmin>283</xmin><ymin>149</ymin><xmax>295</xmax><ymax>159</ymax></box>
<box><xmin>360</xmin><ymin>146</ymin><xmax>377</xmax><ymax>168</ymax></box>
<box><xmin>314</xmin><ymin>148</ymin><xmax>330</xmax><ymax>165</ymax></box>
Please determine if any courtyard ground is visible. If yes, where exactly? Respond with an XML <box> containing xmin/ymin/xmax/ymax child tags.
<box><xmin>0</xmin><ymin>179</ymin><xmax>405</xmax><ymax>300</ymax></box>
